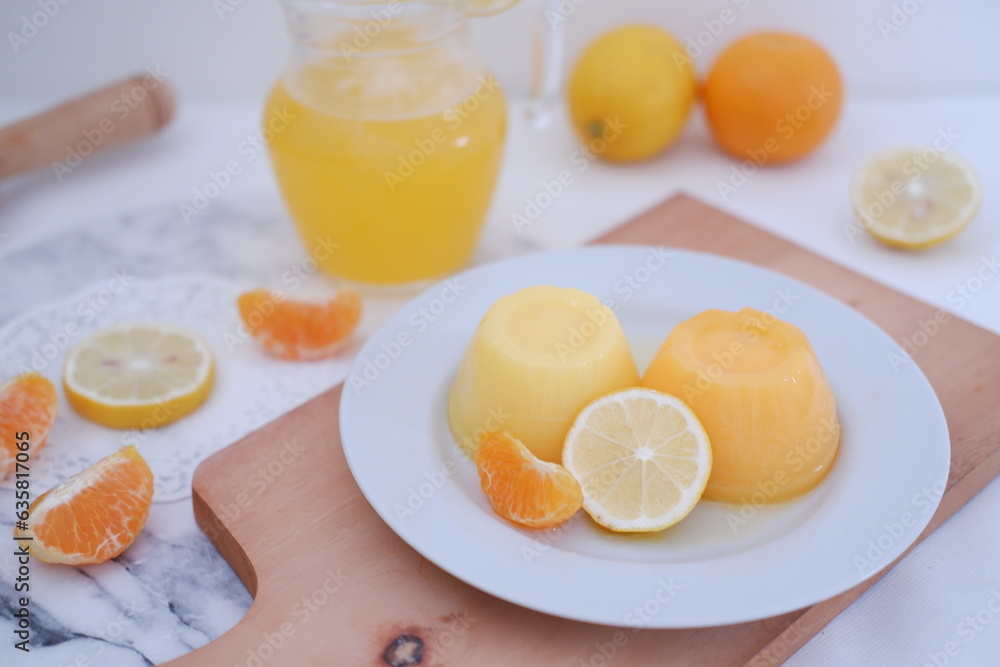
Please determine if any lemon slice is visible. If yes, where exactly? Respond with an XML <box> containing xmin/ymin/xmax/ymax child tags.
<box><xmin>562</xmin><ymin>388</ymin><xmax>712</xmax><ymax>533</ymax></box>
<box><xmin>464</xmin><ymin>0</ymin><xmax>520</xmax><ymax>16</ymax></box>
<box><xmin>851</xmin><ymin>146</ymin><xmax>982</xmax><ymax>249</ymax></box>
<box><xmin>63</xmin><ymin>322</ymin><xmax>215</xmax><ymax>430</ymax></box>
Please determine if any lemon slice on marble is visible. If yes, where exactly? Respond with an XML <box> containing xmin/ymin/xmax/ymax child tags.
<box><xmin>63</xmin><ymin>322</ymin><xmax>214</xmax><ymax>429</ymax></box>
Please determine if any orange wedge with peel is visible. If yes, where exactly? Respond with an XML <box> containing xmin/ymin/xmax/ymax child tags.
<box><xmin>0</xmin><ymin>373</ymin><xmax>57</xmax><ymax>479</ymax></box>
<box><xmin>14</xmin><ymin>446</ymin><xmax>154</xmax><ymax>565</ymax></box>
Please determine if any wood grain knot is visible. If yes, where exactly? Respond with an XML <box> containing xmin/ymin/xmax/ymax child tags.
<box><xmin>382</xmin><ymin>634</ymin><xmax>424</xmax><ymax>665</ymax></box>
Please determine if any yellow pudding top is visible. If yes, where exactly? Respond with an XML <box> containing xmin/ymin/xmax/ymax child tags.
<box><xmin>481</xmin><ymin>285</ymin><xmax>623</xmax><ymax>366</ymax></box>
<box><xmin>448</xmin><ymin>284</ymin><xmax>640</xmax><ymax>463</ymax></box>
<box><xmin>507</xmin><ymin>300</ymin><xmax>588</xmax><ymax>354</ymax></box>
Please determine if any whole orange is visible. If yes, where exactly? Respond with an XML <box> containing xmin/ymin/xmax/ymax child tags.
<box><xmin>703</xmin><ymin>32</ymin><xmax>843</xmax><ymax>164</ymax></box>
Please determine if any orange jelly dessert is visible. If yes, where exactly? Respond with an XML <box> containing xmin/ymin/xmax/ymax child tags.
<box><xmin>642</xmin><ymin>307</ymin><xmax>839</xmax><ymax>503</ymax></box>
<box><xmin>448</xmin><ymin>286</ymin><xmax>639</xmax><ymax>463</ymax></box>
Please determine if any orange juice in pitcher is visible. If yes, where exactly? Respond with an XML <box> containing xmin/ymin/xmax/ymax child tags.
<box><xmin>266</xmin><ymin>1</ymin><xmax>510</xmax><ymax>290</ymax></box>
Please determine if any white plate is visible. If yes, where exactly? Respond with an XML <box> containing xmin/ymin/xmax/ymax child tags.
<box><xmin>340</xmin><ymin>246</ymin><xmax>950</xmax><ymax>628</ymax></box>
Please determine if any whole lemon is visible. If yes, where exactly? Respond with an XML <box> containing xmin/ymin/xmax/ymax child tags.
<box><xmin>704</xmin><ymin>32</ymin><xmax>843</xmax><ymax>164</ymax></box>
<box><xmin>567</xmin><ymin>25</ymin><xmax>695</xmax><ymax>162</ymax></box>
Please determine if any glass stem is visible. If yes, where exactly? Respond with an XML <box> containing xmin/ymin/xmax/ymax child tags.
<box><xmin>523</xmin><ymin>0</ymin><xmax>564</xmax><ymax>130</ymax></box>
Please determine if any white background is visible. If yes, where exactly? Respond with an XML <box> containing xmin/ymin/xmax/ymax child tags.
<box><xmin>2</xmin><ymin>0</ymin><xmax>999</xmax><ymax>103</ymax></box>
<box><xmin>2</xmin><ymin>1</ymin><xmax>1000</xmax><ymax>666</ymax></box>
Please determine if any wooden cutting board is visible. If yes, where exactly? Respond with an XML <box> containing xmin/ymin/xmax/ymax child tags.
<box><xmin>164</xmin><ymin>194</ymin><xmax>1000</xmax><ymax>667</ymax></box>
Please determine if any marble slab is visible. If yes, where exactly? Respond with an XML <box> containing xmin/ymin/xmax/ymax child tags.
<box><xmin>0</xmin><ymin>197</ymin><xmax>377</xmax><ymax>666</ymax></box>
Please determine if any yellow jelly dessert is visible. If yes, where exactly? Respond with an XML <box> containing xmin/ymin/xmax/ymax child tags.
<box><xmin>448</xmin><ymin>286</ymin><xmax>639</xmax><ymax>463</ymax></box>
<box><xmin>642</xmin><ymin>307</ymin><xmax>839</xmax><ymax>503</ymax></box>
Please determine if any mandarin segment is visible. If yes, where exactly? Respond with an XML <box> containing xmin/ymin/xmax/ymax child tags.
<box><xmin>14</xmin><ymin>446</ymin><xmax>154</xmax><ymax>565</ymax></box>
<box><xmin>475</xmin><ymin>431</ymin><xmax>583</xmax><ymax>529</ymax></box>
<box><xmin>0</xmin><ymin>373</ymin><xmax>58</xmax><ymax>479</ymax></box>
<box><xmin>238</xmin><ymin>288</ymin><xmax>361</xmax><ymax>361</ymax></box>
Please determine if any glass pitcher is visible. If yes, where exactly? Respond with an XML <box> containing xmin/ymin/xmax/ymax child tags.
<box><xmin>265</xmin><ymin>0</ymin><xmax>557</xmax><ymax>291</ymax></box>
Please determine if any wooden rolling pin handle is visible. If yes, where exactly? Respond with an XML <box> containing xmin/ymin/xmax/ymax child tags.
<box><xmin>0</xmin><ymin>71</ymin><xmax>175</xmax><ymax>180</ymax></box>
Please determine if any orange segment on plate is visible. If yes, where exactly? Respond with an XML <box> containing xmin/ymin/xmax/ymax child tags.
<box><xmin>238</xmin><ymin>288</ymin><xmax>362</xmax><ymax>361</ymax></box>
<box><xmin>475</xmin><ymin>431</ymin><xmax>583</xmax><ymax>529</ymax></box>
<box><xmin>14</xmin><ymin>445</ymin><xmax>154</xmax><ymax>565</ymax></box>
<box><xmin>0</xmin><ymin>373</ymin><xmax>58</xmax><ymax>480</ymax></box>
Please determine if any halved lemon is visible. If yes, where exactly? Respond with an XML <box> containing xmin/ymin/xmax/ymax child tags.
<box><xmin>851</xmin><ymin>146</ymin><xmax>982</xmax><ymax>250</ymax></box>
<box><xmin>63</xmin><ymin>322</ymin><xmax>214</xmax><ymax>430</ymax></box>
<box><xmin>562</xmin><ymin>388</ymin><xmax>711</xmax><ymax>533</ymax></box>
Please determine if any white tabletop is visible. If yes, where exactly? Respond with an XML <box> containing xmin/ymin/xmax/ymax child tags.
<box><xmin>1</xmin><ymin>96</ymin><xmax>998</xmax><ymax>665</ymax></box>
